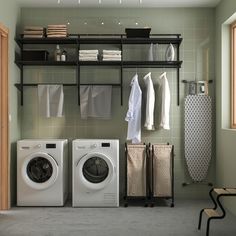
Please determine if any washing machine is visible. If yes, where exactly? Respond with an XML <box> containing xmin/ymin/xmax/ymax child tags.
<box><xmin>72</xmin><ymin>139</ymin><xmax>119</xmax><ymax>207</ymax></box>
<box><xmin>17</xmin><ymin>139</ymin><xmax>68</xmax><ymax>206</ymax></box>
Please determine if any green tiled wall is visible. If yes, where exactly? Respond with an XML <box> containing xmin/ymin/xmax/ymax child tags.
<box><xmin>20</xmin><ymin>7</ymin><xmax>215</xmax><ymax>199</ymax></box>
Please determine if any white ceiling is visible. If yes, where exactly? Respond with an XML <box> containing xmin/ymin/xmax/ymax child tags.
<box><xmin>16</xmin><ymin>0</ymin><xmax>221</xmax><ymax>8</ymax></box>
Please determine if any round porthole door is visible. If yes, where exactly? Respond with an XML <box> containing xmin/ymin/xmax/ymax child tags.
<box><xmin>22</xmin><ymin>152</ymin><xmax>59</xmax><ymax>190</ymax></box>
<box><xmin>76</xmin><ymin>152</ymin><xmax>114</xmax><ymax>190</ymax></box>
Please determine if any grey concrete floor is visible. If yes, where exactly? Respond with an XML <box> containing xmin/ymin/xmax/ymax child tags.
<box><xmin>0</xmin><ymin>200</ymin><xmax>236</xmax><ymax>236</ymax></box>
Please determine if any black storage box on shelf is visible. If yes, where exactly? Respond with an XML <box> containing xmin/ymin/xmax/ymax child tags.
<box><xmin>22</xmin><ymin>50</ymin><xmax>49</xmax><ymax>61</ymax></box>
<box><xmin>125</xmin><ymin>28</ymin><xmax>151</xmax><ymax>38</ymax></box>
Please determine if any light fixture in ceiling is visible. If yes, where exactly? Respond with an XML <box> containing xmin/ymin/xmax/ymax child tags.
<box><xmin>57</xmin><ymin>0</ymin><xmax>60</xmax><ymax>4</ymax></box>
<box><xmin>78</xmin><ymin>0</ymin><xmax>80</xmax><ymax>3</ymax></box>
<box><xmin>99</xmin><ymin>0</ymin><xmax>101</xmax><ymax>4</ymax></box>
<box><xmin>139</xmin><ymin>0</ymin><xmax>142</xmax><ymax>4</ymax></box>
<box><xmin>119</xmin><ymin>0</ymin><xmax>122</xmax><ymax>4</ymax></box>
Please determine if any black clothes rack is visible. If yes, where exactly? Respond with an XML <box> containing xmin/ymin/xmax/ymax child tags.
<box><xmin>124</xmin><ymin>143</ymin><xmax>174</xmax><ymax>207</ymax></box>
<box><xmin>15</xmin><ymin>34</ymin><xmax>183</xmax><ymax>106</ymax></box>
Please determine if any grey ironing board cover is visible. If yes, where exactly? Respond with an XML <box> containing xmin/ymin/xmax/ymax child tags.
<box><xmin>184</xmin><ymin>95</ymin><xmax>212</xmax><ymax>182</ymax></box>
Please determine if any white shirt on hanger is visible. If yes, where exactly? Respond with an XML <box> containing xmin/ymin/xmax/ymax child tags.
<box><xmin>160</xmin><ymin>72</ymin><xmax>170</xmax><ymax>130</ymax></box>
<box><xmin>125</xmin><ymin>74</ymin><xmax>142</xmax><ymax>144</ymax></box>
<box><xmin>143</xmin><ymin>72</ymin><xmax>155</xmax><ymax>130</ymax></box>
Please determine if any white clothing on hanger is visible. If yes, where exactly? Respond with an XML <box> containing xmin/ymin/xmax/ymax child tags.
<box><xmin>143</xmin><ymin>72</ymin><xmax>155</xmax><ymax>130</ymax></box>
<box><xmin>160</xmin><ymin>72</ymin><xmax>170</xmax><ymax>130</ymax></box>
<box><xmin>125</xmin><ymin>74</ymin><xmax>142</xmax><ymax>144</ymax></box>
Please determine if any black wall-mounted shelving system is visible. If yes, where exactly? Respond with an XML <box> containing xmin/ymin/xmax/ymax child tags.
<box><xmin>15</xmin><ymin>34</ymin><xmax>183</xmax><ymax>106</ymax></box>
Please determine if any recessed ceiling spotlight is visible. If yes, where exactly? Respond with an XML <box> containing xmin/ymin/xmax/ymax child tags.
<box><xmin>67</xmin><ymin>22</ymin><xmax>70</xmax><ymax>25</ymax></box>
<box><xmin>78</xmin><ymin>0</ymin><xmax>80</xmax><ymax>3</ymax></box>
<box><xmin>139</xmin><ymin>0</ymin><xmax>142</xmax><ymax>3</ymax></box>
<box><xmin>101</xmin><ymin>22</ymin><xmax>104</xmax><ymax>25</ymax></box>
<box><xmin>57</xmin><ymin>0</ymin><xmax>60</xmax><ymax>4</ymax></box>
<box><xmin>135</xmin><ymin>22</ymin><xmax>139</xmax><ymax>25</ymax></box>
<box><xmin>84</xmin><ymin>22</ymin><xmax>87</xmax><ymax>25</ymax></box>
<box><xmin>119</xmin><ymin>0</ymin><xmax>122</xmax><ymax>4</ymax></box>
<box><xmin>99</xmin><ymin>0</ymin><xmax>101</xmax><ymax>4</ymax></box>
<box><xmin>118</xmin><ymin>22</ymin><xmax>121</xmax><ymax>25</ymax></box>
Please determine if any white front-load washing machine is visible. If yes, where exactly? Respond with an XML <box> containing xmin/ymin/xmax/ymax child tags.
<box><xmin>17</xmin><ymin>139</ymin><xmax>68</xmax><ymax>206</ymax></box>
<box><xmin>72</xmin><ymin>139</ymin><xmax>119</xmax><ymax>207</ymax></box>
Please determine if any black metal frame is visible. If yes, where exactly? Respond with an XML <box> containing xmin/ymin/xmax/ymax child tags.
<box><xmin>15</xmin><ymin>34</ymin><xmax>183</xmax><ymax>106</ymax></box>
<box><xmin>123</xmin><ymin>143</ymin><xmax>150</xmax><ymax>207</ymax></box>
<box><xmin>150</xmin><ymin>143</ymin><xmax>175</xmax><ymax>207</ymax></box>
<box><xmin>198</xmin><ymin>188</ymin><xmax>236</xmax><ymax>236</ymax></box>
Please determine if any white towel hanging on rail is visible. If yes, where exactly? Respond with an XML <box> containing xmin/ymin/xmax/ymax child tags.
<box><xmin>38</xmin><ymin>85</ymin><xmax>64</xmax><ymax>118</ymax></box>
<box><xmin>80</xmin><ymin>86</ymin><xmax>112</xmax><ymax>119</ymax></box>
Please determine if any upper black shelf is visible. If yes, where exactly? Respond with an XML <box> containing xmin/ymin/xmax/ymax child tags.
<box><xmin>16</xmin><ymin>37</ymin><xmax>77</xmax><ymax>47</ymax></box>
<box><xmin>15</xmin><ymin>61</ymin><xmax>77</xmax><ymax>67</ymax></box>
<box><xmin>15</xmin><ymin>34</ymin><xmax>182</xmax><ymax>47</ymax></box>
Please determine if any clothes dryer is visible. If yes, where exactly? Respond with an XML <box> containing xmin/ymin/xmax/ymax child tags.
<box><xmin>17</xmin><ymin>139</ymin><xmax>68</xmax><ymax>206</ymax></box>
<box><xmin>72</xmin><ymin>139</ymin><xmax>119</xmax><ymax>207</ymax></box>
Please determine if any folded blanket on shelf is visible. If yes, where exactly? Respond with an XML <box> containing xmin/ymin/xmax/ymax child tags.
<box><xmin>103</xmin><ymin>58</ymin><xmax>121</xmax><ymax>61</ymax></box>
<box><xmin>103</xmin><ymin>55</ymin><xmax>121</xmax><ymax>59</ymax></box>
<box><xmin>79</xmin><ymin>57</ymin><xmax>98</xmax><ymax>61</ymax></box>
<box><xmin>79</xmin><ymin>53</ymin><xmax>98</xmax><ymax>57</ymax></box>
<box><xmin>79</xmin><ymin>50</ymin><xmax>99</xmax><ymax>54</ymax></box>
<box><xmin>103</xmin><ymin>50</ymin><xmax>122</xmax><ymax>55</ymax></box>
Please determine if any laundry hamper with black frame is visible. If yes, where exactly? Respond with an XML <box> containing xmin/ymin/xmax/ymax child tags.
<box><xmin>150</xmin><ymin>143</ymin><xmax>174</xmax><ymax>207</ymax></box>
<box><xmin>124</xmin><ymin>143</ymin><xmax>150</xmax><ymax>207</ymax></box>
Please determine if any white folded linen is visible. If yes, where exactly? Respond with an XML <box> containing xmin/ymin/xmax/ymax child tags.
<box><xmin>103</xmin><ymin>55</ymin><xmax>121</xmax><ymax>59</ymax></box>
<box><xmin>103</xmin><ymin>50</ymin><xmax>121</xmax><ymax>55</ymax></box>
<box><xmin>79</xmin><ymin>55</ymin><xmax>98</xmax><ymax>59</ymax></box>
<box><xmin>103</xmin><ymin>58</ymin><xmax>121</xmax><ymax>61</ymax></box>
<box><xmin>79</xmin><ymin>57</ymin><xmax>98</xmax><ymax>61</ymax></box>
<box><xmin>79</xmin><ymin>50</ymin><xmax>99</xmax><ymax>54</ymax></box>
<box><xmin>79</xmin><ymin>53</ymin><xmax>98</xmax><ymax>57</ymax></box>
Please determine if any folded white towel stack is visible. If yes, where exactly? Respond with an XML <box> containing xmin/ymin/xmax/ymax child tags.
<box><xmin>79</xmin><ymin>50</ymin><xmax>99</xmax><ymax>61</ymax></box>
<box><xmin>47</xmin><ymin>24</ymin><xmax>67</xmax><ymax>38</ymax></box>
<box><xmin>102</xmin><ymin>50</ymin><xmax>122</xmax><ymax>61</ymax></box>
<box><xmin>23</xmin><ymin>26</ymin><xmax>45</xmax><ymax>38</ymax></box>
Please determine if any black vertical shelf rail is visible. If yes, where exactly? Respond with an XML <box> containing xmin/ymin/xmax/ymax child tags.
<box><xmin>77</xmin><ymin>36</ymin><xmax>80</xmax><ymax>105</ymax></box>
<box><xmin>177</xmin><ymin>34</ymin><xmax>180</xmax><ymax>106</ymax></box>
<box><xmin>14</xmin><ymin>34</ymin><xmax>183</xmax><ymax>106</ymax></box>
<box><xmin>20</xmin><ymin>41</ymin><xmax>24</xmax><ymax>106</ymax></box>
<box><xmin>120</xmin><ymin>35</ymin><xmax>124</xmax><ymax>106</ymax></box>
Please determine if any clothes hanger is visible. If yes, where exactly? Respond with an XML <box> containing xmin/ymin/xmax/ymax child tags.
<box><xmin>160</xmin><ymin>71</ymin><xmax>166</xmax><ymax>78</ymax></box>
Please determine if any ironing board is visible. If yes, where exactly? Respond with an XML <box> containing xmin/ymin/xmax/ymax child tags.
<box><xmin>184</xmin><ymin>95</ymin><xmax>212</xmax><ymax>182</ymax></box>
